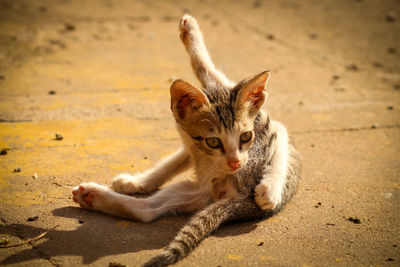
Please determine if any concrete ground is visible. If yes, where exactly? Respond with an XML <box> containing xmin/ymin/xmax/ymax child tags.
<box><xmin>0</xmin><ymin>0</ymin><xmax>399</xmax><ymax>266</ymax></box>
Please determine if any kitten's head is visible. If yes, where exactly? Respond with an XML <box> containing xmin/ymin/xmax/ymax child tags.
<box><xmin>170</xmin><ymin>71</ymin><xmax>270</xmax><ymax>174</ymax></box>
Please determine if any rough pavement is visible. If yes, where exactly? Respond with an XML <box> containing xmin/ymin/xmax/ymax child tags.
<box><xmin>0</xmin><ymin>0</ymin><xmax>399</xmax><ymax>266</ymax></box>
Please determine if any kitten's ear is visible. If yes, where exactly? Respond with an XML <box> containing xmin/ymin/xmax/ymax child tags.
<box><xmin>235</xmin><ymin>71</ymin><xmax>270</xmax><ymax>118</ymax></box>
<box><xmin>170</xmin><ymin>79</ymin><xmax>210</xmax><ymax>120</ymax></box>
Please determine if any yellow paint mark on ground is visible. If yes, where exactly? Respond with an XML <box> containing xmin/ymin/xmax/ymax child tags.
<box><xmin>335</xmin><ymin>258</ymin><xmax>342</xmax><ymax>262</ymax></box>
<box><xmin>227</xmin><ymin>254</ymin><xmax>243</xmax><ymax>260</ymax></box>
<box><xmin>0</xmin><ymin>117</ymin><xmax>157</xmax><ymax>149</ymax></box>
<box><xmin>115</xmin><ymin>221</ymin><xmax>132</xmax><ymax>227</ymax></box>
<box><xmin>260</xmin><ymin>255</ymin><xmax>277</xmax><ymax>261</ymax></box>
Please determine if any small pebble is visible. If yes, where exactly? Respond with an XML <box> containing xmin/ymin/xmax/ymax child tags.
<box><xmin>143</xmin><ymin>156</ymin><xmax>148</xmax><ymax>160</ymax></box>
<box><xmin>385</xmin><ymin>257</ymin><xmax>394</xmax><ymax>262</ymax></box>
<box><xmin>257</xmin><ymin>241</ymin><xmax>264</xmax><ymax>246</ymax></box>
<box><xmin>346</xmin><ymin>64</ymin><xmax>359</xmax><ymax>71</ymax></box>
<box><xmin>0</xmin><ymin>149</ymin><xmax>7</xmax><ymax>155</ymax></box>
<box><xmin>393</xmin><ymin>244</ymin><xmax>397</xmax><ymax>248</ymax></box>
<box><xmin>32</xmin><ymin>173</ymin><xmax>38</xmax><ymax>179</ymax></box>
<box><xmin>326</xmin><ymin>223</ymin><xmax>335</xmax><ymax>226</ymax></box>
<box><xmin>314</xmin><ymin>205</ymin><xmax>319</xmax><ymax>208</ymax></box>
<box><xmin>387</xmin><ymin>106</ymin><xmax>394</xmax><ymax>110</ymax></box>
<box><xmin>309</xmin><ymin>33</ymin><xmax>318</xmax><ymax>39</ymax></box>
<box><xmin>386</xmin><ymin>11</ymin><xmax>397</xmax><ymax>22</ymax></box>
<box><xmin>121</xmin><ymin>241</ymin><xmax>126</xmax><ymax>244</ymax></box>
<box><xmin>13</xmin><ymin>167</ymin><xmax>21</xmax><ymax>173</ymax></box>
<box><xmin>253</xmin><ymin>0</ymin><xmax>261</xmax><ymax>8</ymax></box>
<box><xmin>55</xmin><ymin>133</ymin><xmax>63</xmax><ymax>141</ymax></box>
<box><xmin>388</xmin><ymin>47</ymin><xmax>397</xmax><ymax>54</ymax></box>
<box><xmin>348</xmin><ymin>217</ymin><xmax>361</xmax><ymax>224</ymax></box>
<box><xmin>78</xmin><ymin>219</ymin><xmax>84</xmax><ymax>224</ymax></box>
<box><xmin>371</xmin><ymin>124</ymin><xmax>378</xmax><ymax>129</ymax></box>
<box><xmin>27</xmin><ymin>216</ymin><xmax>39</xmax><ymax>222</ymax></box>
<box><xmin>318</xmin><ymin>202</ymin><xmax>322</xmax><ymax>205</ymax></box>
<box><xmin>38</xmin><ymin>6</ymin><xmax>47</xmax><ymax>12</ymax></box>
<box><xmin>372</xmin><ymin>62</ymin><xmax>383</xmax><ymax>68</ymax></box>
<box><xmin>266</xmin><ymin>34</ymin><xmax>275</xmax><ymax>40</ymax></box>
<box><xmin>48</xmin><ymin>90</ymin><xmax>56</xmax><ymax>95</ymax></box>
<box><xmin>65</xmin><ymin>23</ymin><xmax>76</xmax><ymax>31</ymax></box>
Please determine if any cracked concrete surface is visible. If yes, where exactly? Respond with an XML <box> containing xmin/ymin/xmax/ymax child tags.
<box><xmin>0</xmin><ymin>0</ymin><xmax>399</xmax><ymax>266</ymax></box>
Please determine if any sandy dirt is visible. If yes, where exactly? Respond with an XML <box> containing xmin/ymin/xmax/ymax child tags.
<box><xmin>0</xmin><ymin>0</ymin><xmax>399</xmax><ymax>266</ymax></box>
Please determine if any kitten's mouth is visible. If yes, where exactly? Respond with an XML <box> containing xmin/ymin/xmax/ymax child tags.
<box><xmin>224</xmin><ymin>165</ymin><xmax>243</xmax><ymax>174</ymax></box>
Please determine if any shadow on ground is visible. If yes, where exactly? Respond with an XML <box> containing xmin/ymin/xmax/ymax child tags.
<box><xmin>1</xmin><ymin>206</ymin><xmax>259</xmax><ymax>265</ymax></box>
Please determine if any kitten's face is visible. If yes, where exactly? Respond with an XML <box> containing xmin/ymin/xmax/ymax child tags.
<box><xmin>185</xmin><ymin>113</ymin><xmax>255</xmax><ymax>173</ymax></box>
<box><xmin>170</xmin><ymin>71</ymin><xmax>270</xmax><ymax>174</ymax></box>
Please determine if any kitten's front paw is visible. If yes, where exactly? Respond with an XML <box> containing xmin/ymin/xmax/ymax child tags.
<box><xmin>72</xmin><ymin>182</ymin><xmax>111</xmax><ymax>210</ymax></box>
<box><xmin>112</xmin><ymin>173</ymin><xmax>148</xmax><ymax>194</ymax></box>
<box><xmin>254</xmin><ymin>183</ymin><xmax>281</xmax><ymax>210</ymax></box>
<box><xmin>179</xmin><ymin>14</ymin><xmax>200</xmax><ymax>45</ymax></box>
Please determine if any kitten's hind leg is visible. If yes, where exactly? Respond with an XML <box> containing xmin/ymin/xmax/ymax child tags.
<box><xmin>72</xmin><ymin>180</ymin><xmax>211</xmax><ymax>222</ymax></box>
<box><xmin>72</xmin><ymin>182</ymin><xmax>149</xmax><ymax>219</ymax></box>
<box><xmin>179</xmin><ymin>15</ymin><xmax>234</xmax><ymax>89</ymax></box>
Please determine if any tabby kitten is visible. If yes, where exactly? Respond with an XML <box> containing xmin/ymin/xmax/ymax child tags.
<box><xmin>72</xmin><ymin>15</ymin><xmax>300</xmax><ymax>266</ymax></box>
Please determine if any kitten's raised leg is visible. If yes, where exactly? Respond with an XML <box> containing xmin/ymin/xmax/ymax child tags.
<box><xmin>255</xmin><ymin>121</ymin><xmax>290</xmax><ymax>210</ymax></box>
<box><xmin>72</xmin><ymin>180</ymin><xmax>210</xmax><ymax>222</ymax></box>
<box><xmin>179</xmin><ymin>15</ymin><xmax>234</xmax><ymax>89</ymax></box>
<box><xmin>112</xmin><ymin>148</ymin><xmax>191</xmax><ymax>194</ymax></box>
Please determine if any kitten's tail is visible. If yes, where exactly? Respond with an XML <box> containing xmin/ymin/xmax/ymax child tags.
<box><xmin>142</xmin><ymin>195</ymin><xmax>266</xmax><ymax>267</ymax></box>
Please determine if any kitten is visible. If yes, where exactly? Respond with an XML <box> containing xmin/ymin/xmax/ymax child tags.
<box><xmin>72</xmin><ymin>15</ymin><xmax>301</xmax><ymax>266</ymax></box>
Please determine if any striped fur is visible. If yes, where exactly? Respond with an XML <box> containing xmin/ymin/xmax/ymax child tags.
<box><xmin>143</xmin><ymin>195</ymin><xmax>267</xmax><ymax>267</ymax></box>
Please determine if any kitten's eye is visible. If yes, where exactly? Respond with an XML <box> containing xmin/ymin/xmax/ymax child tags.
<box><xmin>205</xmin><ymin>137</ymin><xmax>221</xmax><ymax>149</ymax></box>
<box><xmin>240</xmin><ymin>131</ymin><xmax>252</xmax><ymax>143</ymax></box>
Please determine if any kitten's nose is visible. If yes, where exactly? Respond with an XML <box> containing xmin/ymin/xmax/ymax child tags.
<box><xmin>228</xmin><ymin>161</ymin><xmax>241</xmax><ymax>171</ymax></box>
